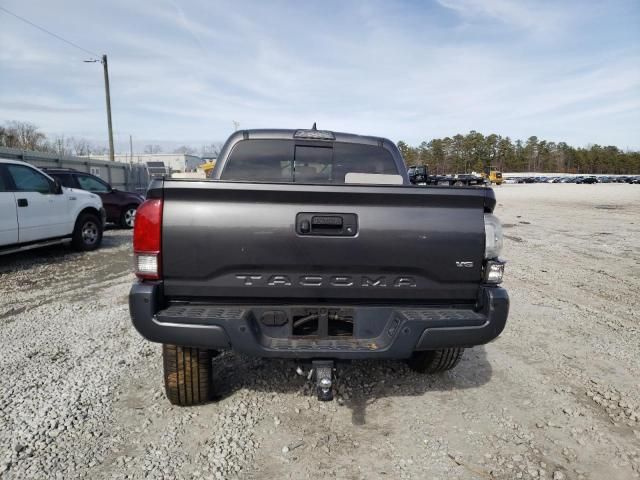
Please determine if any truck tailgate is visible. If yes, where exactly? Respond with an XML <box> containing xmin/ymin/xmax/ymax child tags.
<box><xmin>160</xmin><ymin>181</ymin><xmax>491</xmax><ymax>302</ymax></box>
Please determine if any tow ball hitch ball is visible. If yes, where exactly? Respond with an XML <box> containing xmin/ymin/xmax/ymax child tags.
<box><xmin>318</xmin><ymin>377</ymin><xmax>332</xmax><ymax>400</ymax></box>
<box><xmin>313</xmin><ymin>361</ymin><xmax>334</xmax><ymax>401</ymax></box>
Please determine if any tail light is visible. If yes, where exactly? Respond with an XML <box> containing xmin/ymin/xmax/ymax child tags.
<box><xmin>484</xmin><ymin>213</ymin><xmax>503</xmax><ymax>259</ymax></box>
<box><xmin>133</xmin><ymin>198</ymin><xmax>163</xmax><ymax>279</ymax></box>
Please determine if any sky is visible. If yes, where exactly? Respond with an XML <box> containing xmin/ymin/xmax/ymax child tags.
<box><xmin>1</xmin><ymin>0</ymin><xmax>639</xmax><ymax>152</ymax></box>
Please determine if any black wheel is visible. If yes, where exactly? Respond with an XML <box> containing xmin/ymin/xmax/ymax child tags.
<box><xmin>163</xmin><ymin>344</ymin><xmax>213</xmax><ymax>406</ymax></box>
<box><xmin>407</xmin><ymin>348</ymin><xmax>465</xmax><ymax>373</ymax></box>
<box><xmin>71</xmin><ymin>213</ymin><xmax>103</xmax><ymax>251</ymax></box>
<box><xmin>119</xmin><ymin>204</ymin><xmax>138</xmax><ymax>229</ymax></box>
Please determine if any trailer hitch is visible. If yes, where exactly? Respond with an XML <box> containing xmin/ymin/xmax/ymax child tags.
<box><xmin>312</xmin><ymin>360</ymin><xmax>334</xmax><ymax>401</ymax></box>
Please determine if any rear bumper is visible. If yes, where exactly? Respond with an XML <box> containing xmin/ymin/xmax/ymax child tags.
<box><xmin>129</xmin><ymin>284</ymin><xmax>509</xmax><ymax>359</ymax></box>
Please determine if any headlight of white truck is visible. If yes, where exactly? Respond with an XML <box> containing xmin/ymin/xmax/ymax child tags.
<box><xmin>484</xmin><ymin>213</ymin><xmax>503</xmax><ymax>259</ymax></box>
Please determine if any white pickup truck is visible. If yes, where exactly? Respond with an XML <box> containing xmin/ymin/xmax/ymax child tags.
<box><xmin>0</xmin><ymin>159</ymin><xmax>106</xmax><ymax>255</ymax></box>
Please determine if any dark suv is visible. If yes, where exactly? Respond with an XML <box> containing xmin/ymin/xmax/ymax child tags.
<box><xmin>44</xmin><ymin>168</ymin><xmax>144</xmax><ymax>228</ymax></box>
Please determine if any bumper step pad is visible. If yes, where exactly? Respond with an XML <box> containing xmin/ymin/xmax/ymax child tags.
<box><xmin>400</xmin><ymin>309</ymin><xmax>486</xmax><ymax>325</ymax></box>
<box><xmin>157</xmin><ymin>305</ymin><xmax>246</xmax><ymax>322</ymax></box>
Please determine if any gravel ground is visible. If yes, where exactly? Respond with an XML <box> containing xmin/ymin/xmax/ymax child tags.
<box><xmin>1</xmin><ymin>184</ymin><xmax>639</xmax><ymax>480</ymax></box>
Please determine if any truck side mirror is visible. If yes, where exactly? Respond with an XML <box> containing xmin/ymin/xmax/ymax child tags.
<box><xmin>54</xmin><ymin>179</ymin><xmax>63</xmax><ymax>194</ymax></box>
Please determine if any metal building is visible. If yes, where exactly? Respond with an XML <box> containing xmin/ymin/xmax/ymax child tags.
<box><xmin>88</xmin><ymin>153</ymin><xmax>202</xmax><ymax>172</ymax></box>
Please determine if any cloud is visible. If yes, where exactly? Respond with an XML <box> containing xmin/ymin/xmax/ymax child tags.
<box><xmin>0</xmin><ymin>98</ymin><xmax>90</xmax><ymax>114</ymax></box>
<box><xmin>435</xmin><ymin>0</ymin><xmax>567</xmax><ymax>34</ymax></box>
<box><xmin>0</xmin><ymin>0</ymin><xmax>638</xmax><ymax>149</ymax></box>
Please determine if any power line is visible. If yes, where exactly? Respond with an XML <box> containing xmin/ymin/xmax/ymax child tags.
<box><xmin>0</xmin><ymin>5</ymin><xmax>100</xmax><ymax>58</ymax></box>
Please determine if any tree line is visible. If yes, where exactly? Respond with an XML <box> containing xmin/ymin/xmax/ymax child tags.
<box><xmin>397</xmin><ymin>131</ymin><xmax>640</xmax><ymax>174</ymax></box>
<box><xmin>0</xmin><ymin>120</ymin><xmax>109</xmax><ymax>156</ymax></box>
<box><xmin>2</xmin><ymin>121</ymin><xmax>638</xmax><ymax>173</ymax></box>
<box><xmin>0</xmin><ymin>121</ymin><xmax>222</xmax><ymax>158</ymax></box>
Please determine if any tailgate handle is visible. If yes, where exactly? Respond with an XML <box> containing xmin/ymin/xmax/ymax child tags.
<box><xmin>311</xmin><ymin>216</ymin><xmax>343</xmax><ymax>228</ymax></box>
<box><xmin>296</xmin><ymin>213</ymin><xmax>357</xmax><ymax>236</ymax></box>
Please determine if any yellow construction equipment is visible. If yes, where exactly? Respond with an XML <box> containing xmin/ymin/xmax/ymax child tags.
<box><xmin>198</xmin><ymin>160</ymin><xmax>216</xmax><ymax>176</ymax></box>
<box><xmin>482</xmin><ymin>165</ymin><xmax>503</xmax><ymax>185</ymax></box>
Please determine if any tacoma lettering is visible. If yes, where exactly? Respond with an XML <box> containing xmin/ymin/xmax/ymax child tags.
<box><xmin>362</xmin><ymin>276</ymin><xmax>386</xmax><ymax>287</ymax></box>
<box><xmin>267</xmin><ymin>275</ymin><xmax>292</xmax><ymax>286</ymax></box>
<box><xmin>235</xmin><ymin>274</ymin><xmax>263</xmax><ymax>286</ymax></box>
<box><xmin>235</xmin><ymin>274</ymin><xmax>416</xmax><ymax>288</ymax></box>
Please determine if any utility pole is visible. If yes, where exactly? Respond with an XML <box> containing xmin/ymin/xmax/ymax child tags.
<box><xmin>233</xmin><ymin>120</ymin><xmax>240</xmax><ymax>131</ymax></box>
<box><xmin>84</xmin><ymin>54</ymin><xmax>115</xmax><ymax>161</ymax></box>
<box><xmin>129</xmin><ymin>134</ymin><xmax>133</xmax><ymax>163</ymax></box>
<box><xmin>102</xmin><ymin>54</ymin><xmax>115</xmax><ymax>161</ymax></box>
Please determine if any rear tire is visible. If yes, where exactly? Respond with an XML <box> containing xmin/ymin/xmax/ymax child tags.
<box><xmin>71</xmin><ymin>213</ymin><xmax>103</xmax><ymax>251</ymax></box>
<box><xmin>407</xmin><ymin>348</ymin><xmax>465</xmax><ymax>373</ymax></box>
<box><xmin>119</xmin><ymin>204</ymin><xmax>138</xmax><ymax>229</ymax></box>
<box><xmin>163</xmin><ymin>344</ymin><xmax>213</xmax><ymax>406</ymax></box>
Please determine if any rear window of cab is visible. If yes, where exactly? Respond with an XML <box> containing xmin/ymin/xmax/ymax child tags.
<box><xmin>220</xmin><ymin>140</ymin><xmax>398</xmax><ymax>183</ymax></box>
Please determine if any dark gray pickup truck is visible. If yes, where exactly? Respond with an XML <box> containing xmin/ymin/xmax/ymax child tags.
<box><xmin>129</xmin><ymin>127</ymin><xmax>508</xmax><ymax>404</ymax></box>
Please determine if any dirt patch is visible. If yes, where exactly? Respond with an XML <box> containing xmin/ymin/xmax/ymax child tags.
<box><xmin>504</xmin><ymin>234</ymin><xmax>524</xmax><ymax>243</ymax></box>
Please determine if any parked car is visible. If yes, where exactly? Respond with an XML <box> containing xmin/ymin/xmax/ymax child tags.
<box><xmin>517</xmin><ymin>177</ymin><xmax>535</xmax><ymax>184</ymax></box>
<box><xmin>576</xmin><ymin>176</ymin><xmax>598</xmax><ymax>184</ymax></box>
<box><xmin>43</xmin><ymin>168</ymin><xmax>144</xmax><ymax>228</ymax></box>
<box><xmin>0</xmin><ymin>159</ymin><xmax>105</xmax><ymax>254</ymax></box>
<box><xmin>129</xmin><ymin>127</ymin><xmax>509</xmax><ymax>405</ymax></box>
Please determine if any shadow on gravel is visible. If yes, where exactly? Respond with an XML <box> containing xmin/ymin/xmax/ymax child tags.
<box><xmin>210</xmin><ymin>346</ymin><xmax>492</xmax><ymax>426</ymax></box>
<box><xmin>0</xmin><ymin>228</ymin><xmax>131</xmax><ymax>276</ymax></box>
